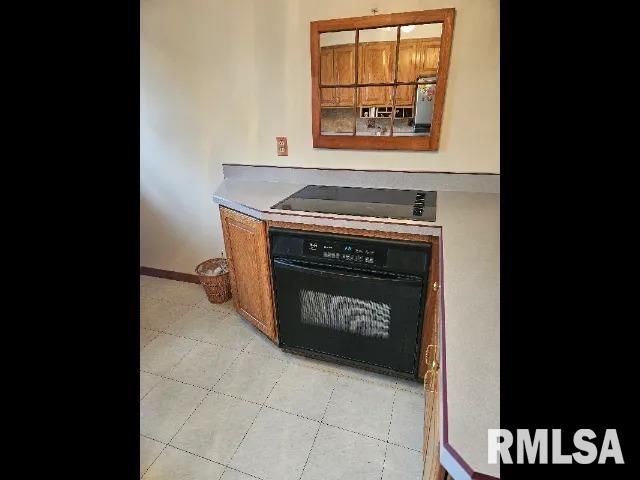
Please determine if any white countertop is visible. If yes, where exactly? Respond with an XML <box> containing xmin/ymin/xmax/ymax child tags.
<box><xmin>213</xmin><ymin>179</ymin><xmax>499</xmax><ymax>479</ymax></box>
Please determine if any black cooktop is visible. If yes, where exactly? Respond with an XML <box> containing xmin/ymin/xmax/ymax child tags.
<box><xmin>271</xmin><ymin>185</ymin><xmax>436</xmax><ymax>221</ymax></box>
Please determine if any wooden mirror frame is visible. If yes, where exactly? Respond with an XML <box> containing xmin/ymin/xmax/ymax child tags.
<box><xmin>311</xmin><ymin>9</ymin><xmax>455</xmax><ymax>151</ymax></box>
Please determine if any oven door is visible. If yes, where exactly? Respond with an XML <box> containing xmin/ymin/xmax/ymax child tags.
<box><xmin>272</xmin><ymin>258</ymin><xmax>425</xmax><ymax>375</ymax></box>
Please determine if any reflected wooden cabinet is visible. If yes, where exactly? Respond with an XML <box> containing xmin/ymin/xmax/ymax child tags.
<box><xmin>320</xmin><ymin>47</ymin><xmax>335</xmax><ymax>106</ymax></box>
<box><xmin>417</xmin><ymin>38</ymin><xmax>441</xmax><ymax>77</ymax></box>
<box><xmin>359</xmin><ymin>42</ymin><xmax>395</xmax><ymax>106</ymax></box>
<box><xmin>333</xmin><ymin>45</ymin><xmax>356</xmax><ymax>106</ymax></box>
<box><xmin>320</xmin><ymin>45</ymin><xmax>356</xmax><ymax>107</ymax></box>
<box><xmin>219</xmin><ymin>206</ymin><xmax>277</xmax><ymax>342</ymax></box>
<box><xmin>396</xmin><ymin>40</ymin><xmax>420</xmax><ymax>106</ymax></box>
<box><xmin>321</xmin><ymin>39</ymin><xmax>440</xmax><ymax>109</ymax></box>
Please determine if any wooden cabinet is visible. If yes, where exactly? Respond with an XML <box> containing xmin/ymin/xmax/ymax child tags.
<box><xmin>333</xmin><ymin>45</ymin><xmax>356</xmax><ymax>106</ymax></box>
<box><xmin>219</xmin><ymin>206</ymin><xmax>277</xmax><ymax>342</ymax></box>
<box><xmin>396</xmin><ymin>40</ymin><xmax>419</xmax><ymax>106</ymax></box>
<box><xmin>416</xmin><ymin>38</ymin><xmax>441</xmax><ymax>78</ymax></box>
<box><xmin>359</xmin><ymin>42</ymin><xmax>395</xmax><ymax>106</ymax></box>
<box><xmin>321</xmin><ymin>45</ymin><xmax>356</xmax><ymax>107</ymax></box>
<box><xmin>421</xmin><ymin>290</ymin><xmax>446</xmax><ymax>480</ymax></box>
<box><xmin>320</xmin><ymin>47</ymin><xmax>335</xmax><ymax>106</ymax></box>
<box><xmin>321</xmin><ymin>38</ymin><xmax>440</xmax><ymax>109</ymax></box>
<box><xmin>421</xmin><ymin>237</ymin><xmax>446</xmax><ymax>480</ymax></box>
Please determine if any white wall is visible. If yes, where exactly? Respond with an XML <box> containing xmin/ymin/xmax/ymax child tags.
<box><xmin>141</xmin><ymin>0</ymin><xmax>499</xmax><ymax>273</ymax></box>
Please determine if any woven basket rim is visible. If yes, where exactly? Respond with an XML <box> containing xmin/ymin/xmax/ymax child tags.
<box><xmin>195</xmin><ymin>258</ymin><xmax>228</xmax><ymax>276</ymax></box>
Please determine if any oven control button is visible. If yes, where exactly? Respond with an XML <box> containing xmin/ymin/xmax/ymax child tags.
<box><xmin>365</xmin><ymin>257</ymin><xmax>374</xmax><ymax>263</ymax></box>
<box><xmin>355</xmin><ymin>255</ymin><xmax>364</xmax><ymax>262</ymax></box>
<box><xmin>354</xmin><ymin>248</ymin><xmax>364</xmax><ymax>254</ymax></box>
<box><xmin>365</xmin><ymin>249</ymin><xmax>375</xmax><ymax>256</ymax></box>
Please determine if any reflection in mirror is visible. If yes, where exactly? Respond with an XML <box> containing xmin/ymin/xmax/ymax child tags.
<box><xmin>320</xmin><ymin>31</ymin><xmax>357</xmax><ymax>136</ymax></box>
<box><xmin>312</xmin><ymin>9</ymin><xmax>454</xmax><ymax>149</ymax></box>
<box><xmin>356</xmin><ymin>88</ymin><xmax>391</xmax><ymax>136</ymax></box>
<box><xmin>399</xmin><ymin>23</ymin><xmax>443</xmax><ymax>136</ymax></box>
<box><xmin>358</xmin><ymin>27</ymin><xmax>397</xmax><ymax>107</ymax></box>
<box><xmin>320</xmin><ymin>30</ymin><xmax>356</xmax><ymax>87</ymax></box>
<box><xmin>321</xmin><ymin>88</ymin><xmax>355</xmax><ymax>135</ymax></box>
<box><xmin>413</xmin><ymin>78</ymin><xmax>436</xmax><ymax>136</ymax></box>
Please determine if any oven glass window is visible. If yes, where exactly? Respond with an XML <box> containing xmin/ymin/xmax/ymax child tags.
<box><xmin>299</xmin><ymin>289</ymin><xmax>391</xmax><ymax>339</ymax></box>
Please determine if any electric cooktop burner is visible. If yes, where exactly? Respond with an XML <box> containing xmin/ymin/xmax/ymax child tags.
<box><xmin>271</xmin><ymin>185</ymin><xmax>437</xmax><ymax>221</ymax></box>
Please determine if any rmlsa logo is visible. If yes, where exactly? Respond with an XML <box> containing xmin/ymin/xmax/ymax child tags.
<box><xmin>488</xmin><ymin>429</ymin><xmax>624</xmax><ymax>464</ymax></box>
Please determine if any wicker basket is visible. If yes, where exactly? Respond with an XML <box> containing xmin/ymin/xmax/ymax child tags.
<box><xmin>195</xmin><ymin>258</ymin><xmax>232</xmax><ymax>304</ymax></box>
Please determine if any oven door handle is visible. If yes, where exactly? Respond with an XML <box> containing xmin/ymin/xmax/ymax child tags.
<box><xmin>273</xmin><ymin>258</ymin><xmax>422</xmax><ymax>285</ymax></box>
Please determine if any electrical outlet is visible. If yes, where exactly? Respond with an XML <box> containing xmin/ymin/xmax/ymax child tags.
<box><xmin>276</xmin><ymin>137</ymin><xmax>288</xmax><ymax>156</ymax></box>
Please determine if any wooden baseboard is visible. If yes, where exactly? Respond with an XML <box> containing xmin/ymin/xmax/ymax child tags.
<box><xmin>140</xmin><ymin>266</ymin><xmax>200</xmax><ymax>284</ymax></box>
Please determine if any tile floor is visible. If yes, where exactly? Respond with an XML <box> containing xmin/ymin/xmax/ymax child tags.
<box><xmin>140</xmin><ymin>275</ymin><xmax>425</xmax><ymax>480</ymax></box>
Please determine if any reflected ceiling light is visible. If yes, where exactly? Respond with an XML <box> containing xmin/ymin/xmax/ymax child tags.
<box><xmin>383</xmin><ymin>25</ymin><xmax>416</xmax><ymax>33</ymax></box>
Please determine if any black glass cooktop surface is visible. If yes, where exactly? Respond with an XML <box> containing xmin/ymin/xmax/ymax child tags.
<box><xmin>271</xmin><ymin>185</ymin><xmax>436</xmax><ymax>221</ymax></box>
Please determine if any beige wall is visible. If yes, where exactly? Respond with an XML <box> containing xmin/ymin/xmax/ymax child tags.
<box><xmin>140</xmin><ymin>0</ymin><xmax>499</xmax><ymax>273</ymax></box>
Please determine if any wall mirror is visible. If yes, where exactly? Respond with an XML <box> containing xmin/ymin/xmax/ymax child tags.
<box><xmin>311</xmin><ymin>9</ymin><xmax>455</xmax><ymax>151</ymax></box>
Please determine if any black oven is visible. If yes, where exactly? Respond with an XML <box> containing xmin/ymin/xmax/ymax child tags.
<box><xmin>270</xmin><ymin>228</ymin><xmax>431</xmax><ymax>379</ymax></box>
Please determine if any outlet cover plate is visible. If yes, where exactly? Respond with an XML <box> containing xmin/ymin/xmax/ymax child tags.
<box><xmin>276</xmin><ymin>137</ymin><xmax>288</xmax><ymax>156</ymax></box>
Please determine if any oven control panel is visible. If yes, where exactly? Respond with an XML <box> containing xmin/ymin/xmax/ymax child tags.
<box><xmin>303</xmin><ymin>239</ymin><xmax>385</xmax><ymax>267</ymax></box>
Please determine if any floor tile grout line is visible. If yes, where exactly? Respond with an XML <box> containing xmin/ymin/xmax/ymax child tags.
<box><xmin>141</xmin><ymin>368</ymin><xmax>422</xmax><ymax>451</ymax></box>
<box><xmin>141</xmin><ymin>378</ymin><xmax>420</xmax><ymax>477</ymax></box>
<box><xmin>140</xmin><ymin>291</ymin><xmax>234</xmax><ymax>314</ymax></box>
<box><xmin>140</xmin><ymin>432</ymin><xmax>169</xmax><ymax>479</ymax></box>
<box><xmin>139</xmin><ymin>372</ymin><xmax>165</xmax><ymax>402</ymax></box>
<box><xmin>261</xmin><ymin>404</ymin><xmax>321</xmax><ymax>423</ymax></box>
<box><xmin>142</xmin><ymin>316</ymin><xmax>266</xmax><ymax>355</ymax></box>
<box><xmin>140</xmin><ymin>329</ymin><xmax>160</xmax><ymax>352</ymax></box>
<box><xmin>319</xmin><ymin>420</ymin><xmax>388</xmax><ymax>444</ymax></box>
<box><xmin>167</xmin><ymin>444</ymin><xmax>266</xmax><ymax>480</ymax></box>
<box><xmin>143</xmin><ymin>340</ymin><xmax>250</xmax><ymax>478</ymax></box>
<box><xmin>140</xmin><ymin>431</ymin><xmax>172</xmax><ymax>479</ymax></box>
<box><xmin>209</xmin><ymin>389</ymin><xmax>265</xmax><ymax>407</ymax></box>
<box><xmin>141</xmin><ymin>444</ymin><xmax>169</xmax><ymax>479</ymax></box>
<box><xmin>379</xmin><ymin>388</ymin><xmax>398</xmax><ymax>480</ymax></box>
<box><xmin>386</xmin><ymin>389</ymin><xmax>398</xmax><ymax>443</ymax></box>
<box><xmin>143</xmin><ymin>307</ymin><xmax>422</xmax><ymax>393</ymax></box>
<box><xmin>296</xmin><ymin>376</ymin><xmax>340</xmax><ymax>480</ymax></box>
<box><xmin>142</xmin><ymin>281</ymin><xmax>425</xmax><ymax>457</ymax></box>
<box><xmin>227</xmin><ymin>359</ymin><xmax>290</xmax><ymax>467</ymax></box>
<box><xmin>140</xmin><ymin>369</ymin><xmax>211</xmax><ymax>392</ymax></box>
<box><xmin>387</xmin><ymin>441</ymin><xmax>422</xmax><ymax>453</ymax></box>
<box><xmin>142</xmin><ymin>369</ymin><xmax>422</xmax><ymax>453</ymax></box>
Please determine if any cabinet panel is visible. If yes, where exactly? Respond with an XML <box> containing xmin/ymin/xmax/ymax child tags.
<box><xmin>396</xmin><ymin>40</ymin><xmax>418</xmax><ymax>106</ymax></box>
<box><xmin>359</xmin><ymin>42</ymin><xmax>394</xmax><ymax>106</ymax></box>
<box><xmin>320</xmin><ymin>47</ymin><xmax>335</xmax><ymax>106</ymax></box>
<box><xmin>219</xmin><ymin>206</ymin><xmax>277</xmax><ymax>342</ymax></box>
<box><xmin>333</xmin><ymin>45</ymin><xmax>356</xmax><ymax>106</ymax></box>
<box><xmin>416</xmin><ymin>39</ymin><xmax>441</xmax><ymax>77</ymax></box>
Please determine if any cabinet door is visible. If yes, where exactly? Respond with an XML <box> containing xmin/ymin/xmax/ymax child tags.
<box><xmin>421</xmin><ymin>239</ymin><xmax>446</xmax><ymax>480</ymax></box>
<box><xmin>219</xmin><ymin>206</ymin><xmax>277</xmax><ymax>342</ymax></box>
<box><xmin>416</xmin><ymin>39</ymin><xmax>441</xmax><ymax>78</ymax></box>
<box><xmin>422</xmin><ymin>286</ymin><xmax>446</xmax><ymax>480</ymax></box>
<box><xmin>396</xmin><ymin>40</ymin><xmax>418</xmax><ymax>106</ymax></box>
<box><xmin>320</xmin><ymin>47</ymin><xmax>335</xmax><ymax>106</ymax></box>
<box><xmin>360</xmin><ymin>42</ymin><xmax>394</xmax><ymax>106</ymax></box>
<box><xmin>333</xmin><ymin>45</ymin><xmax>355</xmax><ymax>106</ymax></box>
